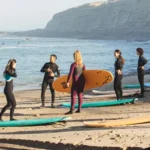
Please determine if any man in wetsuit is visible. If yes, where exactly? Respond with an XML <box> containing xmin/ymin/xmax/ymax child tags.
<box><xmin>41</xmin><ymin>54</ymin><xmax>60</xmax><ymax>108</ymax></box>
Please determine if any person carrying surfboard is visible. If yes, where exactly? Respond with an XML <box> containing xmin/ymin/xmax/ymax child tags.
<box><xmin>0</xmin><ymin>59</ymin><xmax>17</xmax><ymax>121</ymax></box>
<box><xmin>136</xmin><ymin>48</ymin><xmax>148</xmax><ymax>98</ymax></box>
<box><xmin>114</xmin><ymin>50</ymin><xmax>125</xmax><ymax>101</ymax></box>
<box><xmin>40</xmin><ymin>54</ymin><xmax>60</xmax><ymax>108</ymax></box>
<box><xmin>65</xmin><ymin>50</ymin><xmax>86</xmax><ymax>114</ymax></box>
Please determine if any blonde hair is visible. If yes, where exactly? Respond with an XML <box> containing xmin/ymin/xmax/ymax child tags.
<box><xmin>73</xmin><ymin>50</ymin><xmax>83</xmax><ymax>66</ymax></box>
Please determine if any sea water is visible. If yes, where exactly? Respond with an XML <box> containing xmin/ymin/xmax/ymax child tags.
<box><xmin>0</xmin><ymin>36</ymin><xmax>149</xmax><ymax>91</ymax></box>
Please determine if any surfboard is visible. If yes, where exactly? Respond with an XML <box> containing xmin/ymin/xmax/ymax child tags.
<box><xmin>84</xmin><ymin>92</ymin><xmax>138</xmax><ymax>99</ymax></box>
<box><xmin>123</xmin><ymin>83</ymin><xmax>150</xmax><ymax>89</ymax></box>
<box><xmin>0</xmin><ymin>117</ymin><xmax>71</xmax><ymax>127</ymax></box>
<box><xmin>53</xmin><ymin>70</ymin><xmax>114</xmax><ymax>93</ymax></box>
<box><xmin>84</xmin><ymin>115</ymin><xmax>150</xmax><ymax>128</ymax></box>
<box><xmin>92</xmin><ymin>89</ymin><xmax>140</xmax><ymax>95</ymax></box>
<box><xmin>61</xmin><ymin>98</ymin><xmax>137</xmax><ymax>108</ymax></box>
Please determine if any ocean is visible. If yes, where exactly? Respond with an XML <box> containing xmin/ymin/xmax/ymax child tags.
<box><xmin>0</xmin><ymin>36</ymin><xmax>149</xmax><ymax>91</ymax></box>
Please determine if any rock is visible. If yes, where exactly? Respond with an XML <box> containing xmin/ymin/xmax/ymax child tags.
<box><xmin>28</xmin><ymin>108</ymin><xmax>33</xmax><ymax>111</ymax></box>
<box><xmin>86</xmin><ymin>137</ymin><xmax>93</xmax><ymax>140</ymax></box>
<box><xmin>110</xmin><ymin>137</ymin><xmax>116</xmax><ymax>140</ymax></box>
<box><xmin>35</xmin><ymin>114</ymin><xmax>40</xmax><ymax>117</ymax></box>
<box><xmin>115</xmin><ymin>134</ymin><xmax>121</xmax><ymax>138</ymax></box>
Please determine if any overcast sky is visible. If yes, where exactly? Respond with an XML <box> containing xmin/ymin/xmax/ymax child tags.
<box><xmin>0</xmin><ymin>0</ymin><xmax>106</xmax><ymax>31</ymax></box>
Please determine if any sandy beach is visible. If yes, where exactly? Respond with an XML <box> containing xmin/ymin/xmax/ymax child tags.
<box><xmin>0</xmin><ymin>75</ymin><xmax>150</xmax><ymax>150</ymax></box>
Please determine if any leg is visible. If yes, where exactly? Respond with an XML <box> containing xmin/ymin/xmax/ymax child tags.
<box><xmin>0</xmin><ymin>93</ymin><xmax>11</xmax><ymax>120</ymax></box>
<box><xmin>76</xmin><ymin>92</ymin><xmax>83</xmax><ymax>112</ymax></box>
<box><xmin>65</xmin><ymin>87</ymin><xmax>77</xmax><ymax>115</ymax></box>
<box><xmin>49</xmin><ymin>80</ymin><xmax>55</xmax><ymax>107</ymax></box>
<box><xmin>138</xmin><ymin>70</ymin><xmax>144</xmax><ymax>96</ymax></box>
<box><xmin>118</xmin><ymin>75</ymin><xmax>123</xmax><ymax>99</ymax></box>
<box><xmin>71</xmin><ymin>89</ymin><xmax>77</xmax><ymax>111</ymax></box>
<box><xmin>41</xmin><ymin>80</ymin><xmax>48</xmax><ymax>106</ymax></box>
<box><xmin>114</xmin><ymin>75</ymin><xmax>120</xmax><ymax>100</ymax></box>
<box><xmin>76</xmin><ymin>79</ymin><xmax>85</xmax><ymax>113</ymax></box>
<box><xmin>9</xmin><ymin>92</ymin><xmax>17</xmax><ymax>120</ymax></box>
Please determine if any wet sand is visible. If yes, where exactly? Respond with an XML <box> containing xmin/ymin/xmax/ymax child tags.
<box><xmin>0</xmin><ymin>75</ymin><xmax>150</xmax><ymax>150</ymax></box>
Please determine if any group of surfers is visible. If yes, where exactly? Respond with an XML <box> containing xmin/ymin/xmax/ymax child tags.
<box><xmin>0</xmin><ymin>48</ymin><xmax>148</xmax><ymax>121</ymax></box>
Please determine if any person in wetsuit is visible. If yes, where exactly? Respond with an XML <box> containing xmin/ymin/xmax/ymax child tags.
<box><xmin>114</xmin><ymin>50</ymin><xmax>125</xmax><ymax>100</ymax></box>
<box><xmin>65</xmin><ymin>50</ymin><xmax>86</xmax><ymax>114</ymax></box>
<box><xmin>0</xmin><ymin>59</ymin><xmax>17</xmax><ymax>121</ymax></box>
<box><xmin>136</xmin><ymin>48</ymin><xmax>148</xmax><ymax>98</ymax></box>
<box><xmin>41</xmin><ymin>54</ymin><xmax>60</xmax><ymax>108</ymax></box>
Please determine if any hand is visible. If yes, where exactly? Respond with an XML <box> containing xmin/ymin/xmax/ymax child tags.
<box><xmin>47</xmin><ymin>68</ymin><xmax>52</xmax><ymax>73</ymax></box>
<box><xmin>66</xmin><ymin>83</ymin><xmax>70</xmax><ymax>88</ymax></box>
<box><xmin>50</xmin><ymin>72</ymin><xmax>55</xmax><ymax>77</ymax></box>
<box><xmin>141</xmin><ymin>66</ymin><xmax>144</xmax><ymax>70</ymax></box>
<box><xmin>117</xmin><ymin>70</ymin><xmax>122</xmax><ymax>75</ymax></box>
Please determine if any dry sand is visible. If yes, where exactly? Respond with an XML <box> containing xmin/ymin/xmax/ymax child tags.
<box><xmin>0</xmin><ymin>75</ymin><xmax>150</xmax><ymax>150</ymax></box>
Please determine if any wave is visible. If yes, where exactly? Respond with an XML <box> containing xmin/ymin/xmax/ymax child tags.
<box><xmin>0</xmin><ymin>46</ymin><xmax>18</xmax><ymax>50</ymax></box>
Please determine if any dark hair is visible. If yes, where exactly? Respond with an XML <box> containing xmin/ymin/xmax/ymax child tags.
<box><xmin>51</xmin><ymin>54</ymin><xmax>57</xmax><ymax>60</ymax></box>
<box><xmin>4</xmin><ymin>59</ymin><xmax>16</xmax><ymax>74</ymax></box>
<box><xmin>136</xmin><ymin>48</ymin><xmax>144</xmax><ymax>56</ymax></box>
<box><xmin>114</xmin><ymin>49</ymin><xmax>125</xmax><ymax>65</ymax></box>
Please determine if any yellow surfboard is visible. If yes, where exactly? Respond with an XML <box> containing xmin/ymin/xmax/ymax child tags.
<box><xmin>53</xmin><ymin>70</ymin><xmax>113</xmax><ymax>93</ymax></box>
<box><xmin>84</xmin><ymin>115</ymin><xmax>150</xmax><ymax>128</ymax></box>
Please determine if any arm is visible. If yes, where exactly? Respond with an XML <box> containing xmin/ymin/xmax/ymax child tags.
<box><xmin>67</xmin><ymin>64</ymin><xmax>75</xmax><ymax>83</ymax></box>
<box><xmin>118</xmin><ymin>59</ymin><xmax>123</xmax><ymax>70</ymax></box>
<box><xmin>141</xmin><ymin>57</ymin><xmax>148</xmax><ymax>66</ymax></box>
<box><xmin>83</xmin><ymin>64</ymin><xmax>86</xmax><ymax>71</ymax></box>
<box><xmin>117</xmin><ymin>60</ymin><xmax>123</xmax><ymax>75</ymax></box>
<box><xmin>40</xmin><ymin>63</ymin><xmax>47</xmax><ymax>73</ymax></box>
<box><xmin>6</xmin><ymin>69</ymin><xmax>17</xmax><ymax>77</ymax></box>
<box><xmin>55</xmin><ymin>66</ymin><xmax>60</xmax><ymax>78</ymax></box>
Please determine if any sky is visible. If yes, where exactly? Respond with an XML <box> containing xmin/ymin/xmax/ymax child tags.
<box><xmin>0</xmin><ymin>0</ymin><xmax>105</xmax><ymax>31</ymax></box>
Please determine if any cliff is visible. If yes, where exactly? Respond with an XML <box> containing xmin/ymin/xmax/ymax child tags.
<box><xmin>15</xmin><ymin>0</ymin><xmax>150</xmax><ymax>41</ymax></box>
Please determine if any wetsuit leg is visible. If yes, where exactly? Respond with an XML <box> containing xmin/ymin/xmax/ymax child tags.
<box><xmin>48</xmin><ymin>79</ymin><xmax>55</xmax><ymax>105</ymax></box>
<box><xmin>77</xmin><ymin>78</ymin><xmax>85</xmax><ymax>111</ymax></box>
<box><xmin>0</xmin><ymin>93</ymin><xmax>11</xmax><ymax>118</ymax></box>
<box><xmin>114</xmin><ymin>74</ymin><xmax>122</xmax><ymax>100</ymax></box>
<box><xmin>41</xmin><ymin>80</ymin><xmax>48</xmax><ymax>106</ymax></box>
<box><xmin>118</xmin><ymin>76</ymin><xmax>123</xmax><ymax>99</ymax></box>
<box><xmin>77</xmin><ymin>92</ymin><xmax>83</xmax><ymax>111</ymax></box>
<box><xmin>71</xmin><ymin>87</ymin><xmax>77</xmax><ymax>111</ymax></box>
<box><xmin>138</xmin><ymin>70</ymin><xmax>144</xmax><ymax>95</ymax></box>
<box><xmin>9</xmin><ymin>92</ymin><xmax>16</xmax><ymax>119</ymax></box>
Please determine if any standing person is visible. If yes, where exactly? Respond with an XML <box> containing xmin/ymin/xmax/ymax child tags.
<box><xmin>114</xmin><ymin>50</ymin><xmax>125</xmax><ymax>101</ymax></box>
<box><xmin>0</xmin><ymin>59</ymin><xmax>17</xmax><ymax>121</ymax></box>
<box><xmin>136</xmin><ymin>48</ymin><xmax>148</xmax><ymax>98</ymax></box>
<box><xmin>41</xmin><ymin>54</ymin><xmax>60</xmax><ymax>108</ymax></box>
<box><xmin>65</xmin><ymin>50</ymin><xmax>86</xmax><ymax>115</ymax></box>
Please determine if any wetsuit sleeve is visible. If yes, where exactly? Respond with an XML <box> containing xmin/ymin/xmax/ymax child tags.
<box><xmin>141</xmin><ymin>57</ymin><xmax>148</xmax><ymax>66</ymax></box>
<box><xmin>40</xmin><ymin>63</ymin><xmax>47</xmax><ymax>72</ymax></box>
<box><xmin>83</xmin><ymin>64</ymin><xmax>86</xmax><ymax>71</ymax></box>
<box><xmin>6</xmin><ymin>69</ymin><xmax>17</xmax><ymax>77</ymax></box>
<box><xmin>67</xmin><ymin>64</ymin><xmax>75</xmax><ymax>83</ymax></box>
<box><xmin>55</xmin><ymin>65</ymin><xmax>60</xmax><ymax>77</ymax></box>
<box><xmin>117</xmin><ymin>60</ymin><xmax>123</xmax><ymax>70</ymax></box>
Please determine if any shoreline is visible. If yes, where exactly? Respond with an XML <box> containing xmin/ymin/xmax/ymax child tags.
<box><xmin>0</xmin><ymin>74</ymin><xmax>149</xmax><ymax>93</ymax></box>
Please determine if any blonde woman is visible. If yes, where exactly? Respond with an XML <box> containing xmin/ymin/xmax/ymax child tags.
<box><xmin>65</xmin><ymin>50</ymin><xmax>86</xmax><ymax>114</ymax></box>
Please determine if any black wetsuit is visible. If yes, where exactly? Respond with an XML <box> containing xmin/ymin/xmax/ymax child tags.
<box><xmin>137</xmin><ymin>56</ymin><xmax>147</xmax><ymax>95</ymax></box>
<box><xmin>114</xmin><ymin>58</ymin><xmax>123</xmax><ymax>100</ymax></box>
<box><xmin>41</xmin><ymin>62</ymin><xmax>60</xmax><ymax>106</ymax></box>
<box><xmin>0</xmin><ymin>69</ymin><xmax>17</xmax><ymax>120</ymax></box>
